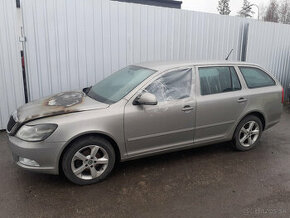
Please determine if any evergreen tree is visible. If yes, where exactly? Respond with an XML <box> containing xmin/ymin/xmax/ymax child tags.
<box><xmin>238</xmin><ymin>0</ymin><xmax>255</xmax><ymax>18</ymax></box>
<box><xmin>217</xmin><ymin>0</ymin><xmax>231</xmax><ymax>15</ymax></box>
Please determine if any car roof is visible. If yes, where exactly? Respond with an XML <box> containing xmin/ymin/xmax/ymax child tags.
<box><xmin>135</xmin><ymin>60</ymin><xmax>259</xmax><ymax>71</ymax></box>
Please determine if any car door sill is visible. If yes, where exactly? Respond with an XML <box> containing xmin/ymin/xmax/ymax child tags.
<box><xmin>123</xmin><ymin>136</ymin><xmax>229</xmax><ymax>161</ymax></box>
<box><xmin>125</xmin><ymin>141</ymin><xmax>195</xmax><ymax>159</ymax></box>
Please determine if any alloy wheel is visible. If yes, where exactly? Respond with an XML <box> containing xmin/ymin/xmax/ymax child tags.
<box><xmin>239</xmin><ymin>121</ymin><xmax>260</xmax><ymax>147</ymax></box>
<box><xmin>71</xmin><ymin>145</ymin><xmax>109</xmax><ymax>180</ymax></box>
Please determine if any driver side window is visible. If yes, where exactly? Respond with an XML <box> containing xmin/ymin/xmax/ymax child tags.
<box><xmin>145</xmin><ymin>68</ymin><xmax>192</xmax><ymax>102</ymax></box>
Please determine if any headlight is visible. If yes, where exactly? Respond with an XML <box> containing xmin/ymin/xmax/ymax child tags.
<box><xmin>16</xmin><ymin>124</ymin><xmax>58</xmax><ymax>142</ymax></box>
<box><xmin>12</xmin><ymin>110</ymin><xmax>18</xmax><ymax>122</ymax></box>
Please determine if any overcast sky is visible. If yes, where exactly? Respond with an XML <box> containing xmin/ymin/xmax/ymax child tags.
<box><xmin>181</xmin><ymin>0</ymin><xmax>270</xmax><ymax>19</ymax></box>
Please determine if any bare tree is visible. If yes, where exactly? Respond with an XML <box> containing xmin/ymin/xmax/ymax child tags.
<box><xmin>217</xmin><ymin>0</ymin><xmax>231</xmax><ymax>15</ymax></box>
<box><xmin>259</xmin><ymin>3</ymin><xmax>267</xmax><ymax>19</ymax></box>
<box><xmin>279</xmin><ymin>0</ymin><xmax>290</xmax><ymax>24</ymax></box>
<box><xmin>238</xmin><ymin>0</ymin><xmax>255</xmax><ymax>18</ymax></box>
<box><xmin>264</xmin><ymin>0</ymin><xmax>279</xmax><ymax>22</ymax></box>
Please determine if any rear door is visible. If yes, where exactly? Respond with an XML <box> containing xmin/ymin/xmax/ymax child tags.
<box><xmin>195</xmin><ymin>65</ymin><xmax>247</xmax><ymax>143</ymax></box>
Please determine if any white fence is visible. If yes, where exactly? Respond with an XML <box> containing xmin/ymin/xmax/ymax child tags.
<box><xmin>0</xmin><ymin>0</ymin><xmax>25</xmax><ymax>129</ymax></box>
<box><xmin>1</xmin><ymin>0</ymin><xmax>290</xmax><ymax>129</ymax></box>
<box><xmin>246</xmin><ymin>21</ymin><xmax>290</xmax><ymax>97</ymax></box>
<box><xmin>21</xmin><ymin>0</ymin><xmax>248</xmax><ymax>100</ymax></box>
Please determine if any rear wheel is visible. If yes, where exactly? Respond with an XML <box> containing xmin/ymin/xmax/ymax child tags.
<box><xmin>233</xmin><ymin>115</ymin><xmax>263</xmax><ymax>151</ymax></box>
<box><xmin>62</xmin><ymin>136</ymin><xmax>115</xmax><ymax>185</ymax></box>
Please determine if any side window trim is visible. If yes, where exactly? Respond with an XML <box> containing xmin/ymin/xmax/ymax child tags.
<box><xmin>229</xmin><ymin>66</ymin><xmax>242</xmax><ymax>91</ymax></box>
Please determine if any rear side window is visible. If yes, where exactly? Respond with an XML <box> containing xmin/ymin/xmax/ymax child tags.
<box><xmin>239</xmin><ymin>67</ymin><xmax>275</xmax><ymax>88</ymax></box>
<box><xmin>199</xmin><ymin>66</ymin><xmax>241</xmax><ymax>95</ymax></box>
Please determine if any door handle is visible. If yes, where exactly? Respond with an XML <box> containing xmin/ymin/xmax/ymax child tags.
<box><xmin>182</xmin><ymin>105</ymin><xmax>194</xmax><ymax>112</ymax></box>
<box><xmin>237</xmin><ymin>97</ymin><xmax>247</xmax><ymax>103</ymax></box>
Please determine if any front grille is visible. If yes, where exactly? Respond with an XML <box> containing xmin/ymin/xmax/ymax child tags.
<box><xmin>7</xmin><ymin>115</ymin><xmax>16</xmax><ymax>132</ymax></box>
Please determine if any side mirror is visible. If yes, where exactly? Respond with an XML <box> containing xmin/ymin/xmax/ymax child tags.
<box><xmin>133</xmin><ymin>92</ymin><xmax>157</xmax><ymax>105</ymax></box>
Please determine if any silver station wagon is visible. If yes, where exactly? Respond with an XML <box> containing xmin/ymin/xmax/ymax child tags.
<box><xmin>7</xmin><ymin>61</ymin><xmax>283</xmax><ymax>185</ymax></box>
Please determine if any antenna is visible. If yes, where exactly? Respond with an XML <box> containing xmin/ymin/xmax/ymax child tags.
<box><xmin>225</xmin><ymin>49</ymin><xmax>234</xmax><ymax>60</ymax></box>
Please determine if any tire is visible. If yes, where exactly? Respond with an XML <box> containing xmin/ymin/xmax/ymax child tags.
<box><xmin>233</xmin><ymin>115</ymin><xmax>263</xmax><ymax>151</ymax></box>
<box><xmin>62</xmin><ymin>136</ymin><xmax>116</xmax><ymax>185</ymax></box>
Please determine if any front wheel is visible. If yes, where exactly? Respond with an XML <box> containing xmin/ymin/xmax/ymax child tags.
<box><xmin>62</xmin><ymin>136</ymin><xmax>116</xmax><ymax>185</ymax></box>
<box><xmin>233</xmin><ymin>115</ymin><xmax>263</xmax><ymax>151</ymax></box>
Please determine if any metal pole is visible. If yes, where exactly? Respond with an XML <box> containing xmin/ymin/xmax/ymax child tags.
<box><xmin>250</xmin><ymin>4</ymin><xmax>260</xmax><ymax>20</ymax></box>
<box><xmin>20</xmin><ymin>1</ymin><xmax>31</xmax><ymax>102</ymax></box>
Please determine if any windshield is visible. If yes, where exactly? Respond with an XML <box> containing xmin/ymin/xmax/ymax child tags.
<box><xmin>87</xmin><ymin>65</ymin><xmax>156</xmax><ymax>104</ymax></box>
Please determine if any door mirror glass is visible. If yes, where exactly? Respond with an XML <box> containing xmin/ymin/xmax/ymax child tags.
<box><xmin>133</xmin><ymin>92</ymin><xmax>157</xmax><ymax>105</ymax></box>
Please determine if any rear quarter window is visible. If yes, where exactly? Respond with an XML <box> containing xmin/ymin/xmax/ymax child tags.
<box><xmin>239</xmin><ymin>67</ymin><xmax>276</xmax><ymax>88</ymax></box>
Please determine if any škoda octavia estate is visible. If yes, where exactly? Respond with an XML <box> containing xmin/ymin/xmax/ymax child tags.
<box><xmin>7</xmin><ymin>61</ymin><xmax>283</xmax><ymax>185</ymax></box>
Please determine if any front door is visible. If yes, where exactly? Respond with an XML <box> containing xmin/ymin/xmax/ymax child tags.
<box><xmin>124</xmin><ymin>68</ymin><xmax>196</xmax><ymax>157</ymax></box>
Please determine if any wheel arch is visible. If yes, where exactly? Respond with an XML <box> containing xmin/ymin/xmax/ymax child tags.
<box><xmin>58</xmin><ymin>131</ymin><xmax>121</xmax><ymax>175</ymax></box>
<box><xmin>233</xmin><ymin>110</ymin><xmax>266</xmax><ymax>138</ymax></box>
<box><xmin>235</xmin><ymin>110</ymin><xmax>266</xmax><ymax>130</ymax></box>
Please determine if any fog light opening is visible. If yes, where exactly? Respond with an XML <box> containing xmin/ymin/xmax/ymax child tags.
<box><xmin>19</xmin><ymin>157</ymin><xmax>40</xmax><ymax>167</ymax></box>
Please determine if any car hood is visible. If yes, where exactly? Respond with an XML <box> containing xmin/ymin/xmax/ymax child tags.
<box><xmin>16</xmin><ymin>91</ymin><xmax>109</xmax><ymax>123</ymax></box>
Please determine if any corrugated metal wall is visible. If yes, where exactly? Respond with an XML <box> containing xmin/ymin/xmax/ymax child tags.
<box><xmin>0</xmin><ymin>0</ymin><xmax>25</xmax><ymax>129</ymax></box>
<box><xmin>246</xmin><ymin>21</ymin><xmax>290</xmax><ymax>98</ymax></box>
<box><xmin>1</xmin><ymin>0</ymin><xmax>290</xmax><ymax>130</ymax></box>
<box><xmin>22</xmin><ymin>0</ymin><xmax>247</xmax><ymax>100</ymax></box>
